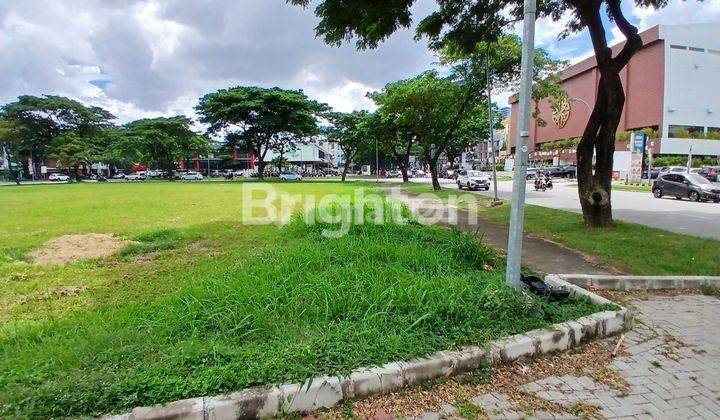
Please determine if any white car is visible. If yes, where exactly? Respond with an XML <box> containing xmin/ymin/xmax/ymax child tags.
<box><xmin>457</xmin><ymin>170</ymin><xmax>491</xmax><ymax>191</ymax></box>
<box><xmin>125</xmin><ymin>173</ymin><xmax>146</xmax><ymax>181</ymax></box>
<box><xmin>49</xmin><ymin>173</ymin><xmax>70</xmax><ymax>182</ymax></box>
<box><xmin>279</xmin><ymin>171</ymin><xmax>302</xmax><ymax>181</ymax></box>
<box><xmin>180</xmin><ymin>171</ymin><xmax>204</xmax><ymax>180</ymax></box>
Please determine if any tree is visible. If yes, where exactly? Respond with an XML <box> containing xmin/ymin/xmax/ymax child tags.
<box><xmin>362</xmin><ymin>111</ymin><xmax>416</xmax><ymax>183</ymax></box>
<box><xmin>196</xmin><ymin>86</ymin><xmax>325</xmax><ymax>180</ymax></box>
<box><xmin>0</xmin><ymin>117</ymin><xmax>25</xmax><ymax>184</ymax></box>
<box><xmin>370</xmin><ymin>71</ymin><xmax>482</xmax><ymax>190</ymax></box>
<box><xmin>290</xmin><ymin>0</ymin><xmax>668</xmax><ymax>225</ymax></box>
<box><xmin>1</xmin><ymin>95</ymin><xmax>115</xmax><ymax>178</ymax></box>
<box><xmin>444</xmin><ymin>110</ymin><xmax>493</xmax><ymax>169</ymax></box>
<box><xmin>325</xmin><ymin>111</ymin><xmax>370</xmax><ymax>182</ymax></box>
<box><xmin>50</xmin><ymin>131</ymin><xmax>96</xmax><ymax>182</ymax></box>
<box><xmin>112</xmin><ymin>116</ymin><xmax>209</xmax><ymax>177</ymax></box>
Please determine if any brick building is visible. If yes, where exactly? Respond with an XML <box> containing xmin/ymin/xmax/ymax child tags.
<box><xmin>508</xmin><ymin>23</ymin><xmax>720</xmax><ymax>164</ymax></box>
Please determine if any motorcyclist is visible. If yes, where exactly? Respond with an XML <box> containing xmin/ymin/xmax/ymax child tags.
<box><xmin>534</xmin><ymin>170</ymin><xmax>545</xmax><ymax>190</ymax></box>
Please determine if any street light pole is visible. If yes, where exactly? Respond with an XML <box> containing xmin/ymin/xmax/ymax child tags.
<box><xmin>486</xmin><ymin>44</ymin><xmax>501</xmax><ymax>204</ymax></box>
<box><xmin>375</xmin><ymin>137</ymin><xmax>379</xmax><ymax>183</ymax></box>
<box><xmin>505</xmin><ymin>0</ymin><xmax>536</xmax><ymax>291</ymax></box>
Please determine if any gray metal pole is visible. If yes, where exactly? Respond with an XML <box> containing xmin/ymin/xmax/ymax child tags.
<box><xmin>505</xmin><ymin>0</ymin><xmax>536</xmax><ymax>291</ymax></box>
<box><xmin>486</xmin><ymin>45</ymin><xmax>500</xmax><ymax>203</ymax></box>
<box><xmin>375</xmin><ymin>137</ymin><xmax>379</xmax><ymax>182</ymax></box>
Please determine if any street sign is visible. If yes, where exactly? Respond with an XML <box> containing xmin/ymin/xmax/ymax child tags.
<box><xmin>629</xmin><ymin>132</ymin><xmax>646</xmax><ymax>185</ymax></box>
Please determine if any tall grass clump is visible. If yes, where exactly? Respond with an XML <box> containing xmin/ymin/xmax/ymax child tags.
<box><xmin>0</xmin><ymin>200</ymin><xmax>610</xmax><ymax>418</ymax></box>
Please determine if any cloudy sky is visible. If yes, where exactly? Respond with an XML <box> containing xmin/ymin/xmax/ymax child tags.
<box><xmin>1</xmin><ymin>0</ymin><xmax>719</xmax><ymax>126</ymax></box>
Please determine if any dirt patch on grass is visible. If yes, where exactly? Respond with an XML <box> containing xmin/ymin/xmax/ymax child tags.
<box><xmin>16</xmin><ymin>286</ymin><xmax>86</xmax><ymax>305</ymax></box>
<box><xmin>29</xmin><ymin>234</ymin><xmax>130</xmax><ymax>265</ymax></box>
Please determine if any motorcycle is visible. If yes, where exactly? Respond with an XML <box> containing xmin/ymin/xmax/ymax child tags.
<box><xmin>534</xmin><ymin>177</ymin><xmax>553</xmax><ymax>191</ymax></box>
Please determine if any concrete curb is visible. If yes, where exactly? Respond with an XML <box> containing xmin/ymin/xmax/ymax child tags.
<box><xmin>105</xmin><ymin>280</ymin><xmax>627</xmax><ymax>420</ymax></box>
<box><xmin>555</xmin><ymin>274</ymin><xmax>720</xmax><ymax>290</ymax></box>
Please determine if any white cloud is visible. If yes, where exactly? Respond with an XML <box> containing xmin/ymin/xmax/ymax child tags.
<box><xmin>310</xmin><ymin>80</ymin><xmax>378</xmax><ymax>113</ymax></box>
<box><xmin>632</xmin><ymin>0</ymin><xmax>720</xmax><ymax>30</ymax></box>
<box><xmin>0</xmin><ymin>0</ymin><xmax>434</xmax><ymax>123</ymax></box>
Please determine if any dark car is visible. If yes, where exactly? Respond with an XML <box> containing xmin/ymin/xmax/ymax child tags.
<box><xmin>543</xmin><ymin>166</ymin><xmax>565</xmax><ymax>177</ymax></box>
<box><xmin>653</xmin><ymin>173</ymin><xmax>720</xmax><ymax>203</ymax></box>
<box><xmin>697</xmin><ymin>166</ymin><xmax>718</xmax><ymax>182</ymax></box>
<box><xmin>560</xmin><ymin>165</ymin><xmax>577</xmax><ymax>178</ymax></box>
<box><xmin>643</xmin><ymin>167</ymin><xmax>661</xmax><ymax>179</ymax></box>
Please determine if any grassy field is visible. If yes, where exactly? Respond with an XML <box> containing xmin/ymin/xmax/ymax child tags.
<box><xmin>0</xmin><ymin>182</ymin><xmax>609</xmax><ymax>418</ymax></box>
<box><xmin>612</xmin><ymin>184</ymin><xmax>653</xmax><ymax>192</ymax></box>
<box><xmin>400</xmin><ymin>183</ymin><xmax>719</xmax><ymax>276</ymax></box>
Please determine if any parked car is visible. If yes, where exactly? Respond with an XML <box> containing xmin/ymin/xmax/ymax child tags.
<box><xmin>559</xmin><ymin>165</ymin><xmax>577</xmax><ymax>178</ymax></box>
<box><xmin>643</xmin><ymin>167</ymin><xmax>661</xmax><ymax>179</ymax></box>
<box><xmin>386</xmin><ymin>169</ymin><xmax>402</xmax><ymax>178</ymax></box>
<box><xmin>180</xmin><ymin>171</ymin><xmax>204</xmax><ymax>180</ymax></box>
<box><xmin>543</xmin><ymin>166</ymin><xmax>564</xmax><ymax>177</ymax></box>
<box><xmin>147</xmin><ymin>170</ymin><xmax>167</xmax><ymax>178</ymax></box>
<box><xmin>697</xmin><ymin>166</ymin><xmax>718</xmax><ymax>182</ymax></box>
<box><xmin>125</xmin><ymin>173</ymin><xmax>146</xmax><ymax>181</ymax></box>
<box><xmin>112</xmin><ymin>172</ymin><xmax>126</xmax><ymax>179</ymax></box>
<box><xmin>279</xmin><ymin>171</ymin><xmax>302</xmax><ymax>181</ymax></box>
<box><xmin>653</xmin><ymin>173</ymin><xmax>720</xmax><ymax>202</ymax></box>
<box><xmin>457</xmin><ymin>170</ymin><xmax>491</xmax><ymax>191</ymax></box>
<box><xmin>525</xmin><ymin>168</ymin><xmax>540</xmax><ymax>180</ymax></box>
<box><xmin>658</xmin><ymin>166</ymin><xmax>688</xmax><ymax>175</ymax></box>
<box><xmin>413</xmin><ymin>169</ymin><xmax>427</xmax><ymax>177</ymax></box>
<box><xmin>49</xmin><ymin>173</ymin><xmax>70</xmax><ymax>182</ymax></box>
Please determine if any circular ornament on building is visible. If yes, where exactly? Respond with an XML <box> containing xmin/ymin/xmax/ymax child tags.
<box><xmin>552</xmin><ymin>97</ymin><xmax>571</xmax><ymax>129</ymax></box>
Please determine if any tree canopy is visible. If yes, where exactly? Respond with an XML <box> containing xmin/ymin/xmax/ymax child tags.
<box><xmin>111</xmin><ymin>116</ymin><xmax>209</xmax><ymax>176</ymax></box>
<box><xmin>325</xmin><ymin>110</ymin><xmax>371</xmax><ymax>181</ymax></box>
<box><xmin>196</xmin><ymin>86</ymin><xmax>326</xmax><ymax>179</ymax></box>
<box><xmin>290</xmin><ymin>0</ymin><xmax>669</xmax><ymax>225</ymax></box>
<box><xmin>370</xmin><ymin>70</ymin><xmax>486</xmax><ymax>189</ymax></box>
<box><xmin>1</xmin><ymin>95</ymin><xmax>116</xmax><ymax>181</ymax></box>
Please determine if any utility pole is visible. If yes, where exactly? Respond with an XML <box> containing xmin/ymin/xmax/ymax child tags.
<box><xmin>375</xmin><ymin>137</ymin><xmax>379</xmax><ymax>183</ymax></box>
<box><xmin>486</xmin><ymin>44</ymin><xmax>501</xmax><ymax>205</ymax></box>
<box><xmin>505</xmin><ymin>0</ymin><xmax>536</xmax><ymax>291</ymax></box>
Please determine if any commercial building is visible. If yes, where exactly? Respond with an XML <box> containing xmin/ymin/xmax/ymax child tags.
<box><xmin>264</xmin><ymin>139</ymin><xmax>340</xmax><ymax>171</ymax></box>
<box><xmin>508</xmin><ymin>23</ymin><xmax>720</xmax><ymax>164</ymax></box>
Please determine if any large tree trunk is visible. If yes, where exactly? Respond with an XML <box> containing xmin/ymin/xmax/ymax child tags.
<box><xmin>427</xmin><ymin>154</ymin><xmax>441</xmax><ymax>190</ymax></box>
<box><xmin>257</xmin><ymin>160</ymin><xmax>266</xmax><ymax>180</ymax></box>
<box><xmin>575</xmin><ymin>0</ymin><xmax>641</xmax><ymax>227</ymax></box>
<box><xmin>341</xmin><ymin>163</ymin><xmax>350</xmax><ymax>182</ymax></box>
<box><xmin>73</xmin><ymin>164</ymin><xmax>82</xmax><ymax>182</ymax></box>
<box><xmin>398</xmin><ymin>162</ymin><xmax>409</xmax><ymax>182</ymax></box>
<box><xmin>576</xmin><ymin>72</ymin><xmax>624</xmax><ymax>227</ymax></box>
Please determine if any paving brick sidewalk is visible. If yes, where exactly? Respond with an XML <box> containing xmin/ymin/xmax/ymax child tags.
<box><xmin>410</xmin><ymin>294</ymin><xmax>720</xmax><ymax>419</ymax></box>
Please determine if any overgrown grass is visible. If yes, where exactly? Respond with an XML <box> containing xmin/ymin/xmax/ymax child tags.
<box><xmin>399</xmin><ymin>183</ymin><xmax>720</xmax><ymax>275</ymax></box>
<box><xmin>0</xmin><ymin>194</ymin><xmax>608</xmax><ymax>418</ymax></box>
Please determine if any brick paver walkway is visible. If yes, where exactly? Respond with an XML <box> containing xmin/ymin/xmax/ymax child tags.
<box><xmin>413</xmin><ymin>294</ymin><xmax>720</xmax><ymax>419</ymax></box>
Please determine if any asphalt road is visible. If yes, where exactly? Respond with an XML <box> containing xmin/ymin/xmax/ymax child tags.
<box><xmin>407</xmin><ymin>177</ymin><xmax>720</xmax><ymax>240</ymax></box>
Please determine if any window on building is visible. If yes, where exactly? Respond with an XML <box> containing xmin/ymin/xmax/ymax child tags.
<box><xmin>688</xmin><ymin>47</ymin><xmax>705</xmax><ymax>52</ymax></box>
<box><xmin>707</xmin><ymin>127</ymin><xmax>720</xmax><ymax>140</ymax></box>
<box><xmin>708</xmin><ymin>49</ymin><xmax>720</xmax><ymax>56</ymax></box>
<box><xmin>670</xmin><ymin>44</ymin><xmax>687</xmax><ymax>50</ymax></box>
<box><xmin>668</xmin><ymin>125</ymin><xmax>704</xmax><ymax>139</ymax></box>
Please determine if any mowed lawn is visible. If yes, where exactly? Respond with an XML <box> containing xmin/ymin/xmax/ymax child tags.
<box><xmin>0</xmin><ymin>182</ymin><xmax>609</xmax><ymax>418</ymax></box>
<box><xmin>400</xmin><ymin>182</ymin><xmax>720</xmax><ymax>276</ymax></box>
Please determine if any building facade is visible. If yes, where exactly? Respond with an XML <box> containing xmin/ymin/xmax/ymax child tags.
<box><xmin>508</xmin><ymin>23</ymin><xmax>720</xmax><ymax>162</ymax></box>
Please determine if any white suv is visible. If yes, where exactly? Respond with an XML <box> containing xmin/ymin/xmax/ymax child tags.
<box><xmin>180</xmin><ymin>171</ymin><xmax>204</xmax><ymax>180</ymax></box>
<box><xmin>49</xmin><ymin>173</ymin><xmax>70</xmax><ymax>182</ymax></box>
<box><xmin>457</xmin><ymin>170</ymin><xmax>491</xmax><ymax>191</ymax></box>
<box><xmin>279</xmin><ymin>171</ymin><xmax>302</xmax><ymax>181</ymax></box>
